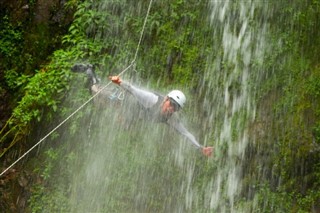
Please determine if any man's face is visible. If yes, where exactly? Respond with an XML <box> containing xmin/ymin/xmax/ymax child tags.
<box><xmin>161</xmin><ymin>97</ymin><xmax>180</xmax><ymax>116</ymax></box>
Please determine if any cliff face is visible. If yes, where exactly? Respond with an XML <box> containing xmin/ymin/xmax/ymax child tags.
<box><xmin>1</xmin><ymin>0</ymin><xmax>320</xmax><ymax>211</ymax></box>
<box><xmin>0</xmin><ymin>0</ymin><xmax>70</xmax><ymax>23</ymax></box>
<box><xmin>0</xmin><ymin>0</ymin><xmax>74</xmax><ymax>211</ymax></box>
<box><xmin>0</xmin><ymin>0</ymin><xmax>73</xmax><ymax>128</ymax></box>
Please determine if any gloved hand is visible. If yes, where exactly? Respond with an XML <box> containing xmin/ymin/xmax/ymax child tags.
<box><xmin>109</xmin><ymin>76</ymin><xmax>122</xmax><ymax>85</ymax></box>
<box><xmin>202</xmin><ymin>146</ymin><xmax>213</xmax><ymax>157</ymax></box>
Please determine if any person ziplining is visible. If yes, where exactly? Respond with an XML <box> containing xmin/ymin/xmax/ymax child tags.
<box><xmin>72</xmin><ymin>64</ymin><xmax>213</xmax><ymax>157</ymax></box>
<box><xmin>0</xmin><ymin>0</ymin><xmax>212</xmax><ymax>178</ymax></box>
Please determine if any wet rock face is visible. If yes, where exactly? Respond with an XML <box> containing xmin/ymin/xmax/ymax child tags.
<box><xmin>0</xmin><ymin>0</ymin><xmax>73</xmax><ymax>26</ymax></box>
<box><xmin>34</xmin><ymin>0</ymin><xmax>72</xmax><ymax>24</ymax></box>
<box><xmin>0</xmin><ymin>0</ymin><xmax>75</xmax><ymax>211</ymax></box>
<box><xmin>0</xmin><ymin>0</ymin><xmax>73</xmax><ymax>129</ymax></box>
<box><xmin>0</xmin><ymin>0</ymin><xmax>72</xmax><ymax>139</ymax></box>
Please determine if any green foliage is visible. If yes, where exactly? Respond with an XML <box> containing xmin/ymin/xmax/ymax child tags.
<box><xmin>250</xmin><ymin>0</ymin><xmax>320</xmax><ymax>211</ymax></box>
<box><xmin>0</xmin><ymin>51</ymin><xmax>73</xmax><ymax>157</ymax></box>
<box><xmin>4</xmin><ymin>69</ymin><xmax>30</xmax><ymax>90</ymax></box>
<box><xmin>24</xmin><ymin>0</ymin><xmax>320</xmax><ymax>211</ymax></box>
<box><xmin>118</xmin><ymin>0</ymin><xmax>211</xmax><ymax>86</ymax></box>
<box><xmin>251</xmin><ymin>181</ymin><xmax>320</xmax><ymax>213</ymax></box>
<box><xmin>256</xmin><ymin>186</ymin><xmax>294</xmax><ymax>213</ymax></box>
<box><xmin>1</xmin><ymin>0</ymin><xmax>320</xmax><ymax>211</ymax></box>
<box><xmin>28</xmin><ymin>148</ymin><xmax>71</xmax><ymax>212</ymax></box>
<box><xmin>0</xmin><ymin>15</ymin><xmax>23</xmax><ymax>58</ymax></box>
<box><xmin>28</xmin><ymin>185</ymin><xmax>70</xmax><ymax>213</ymax></box>
<box><xmin>0</xmin><ymin>0</ymin><xmax>83</xmax><ymax>158</ymax></box>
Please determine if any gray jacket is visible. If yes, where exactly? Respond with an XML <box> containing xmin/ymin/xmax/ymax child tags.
<box><xmin>120</xmin><ymin>81</ymin><xmax>202</xmax><ymax>149</ymax></box>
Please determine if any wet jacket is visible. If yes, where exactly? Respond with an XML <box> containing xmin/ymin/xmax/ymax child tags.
<box><xmin>120</xmin><ymin>81</ymin><xmax>202</xmax><ymax>149</ymax></box>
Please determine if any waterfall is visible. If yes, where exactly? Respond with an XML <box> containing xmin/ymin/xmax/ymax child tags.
<box><xmin>204</xmin><ymin>1</ymin><xmax>268</xmax><ymax>212</ymax></box>
<box><xmin>46</xmin><ymin>1</ymin><xmax>272</xmax><ymax>212</ymax></box>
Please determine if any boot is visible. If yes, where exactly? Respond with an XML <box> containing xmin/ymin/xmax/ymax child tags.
<box><xmin>71</xmin><ymin>64</ymin><xmax>100</xmax><ymax>86</ymax></box>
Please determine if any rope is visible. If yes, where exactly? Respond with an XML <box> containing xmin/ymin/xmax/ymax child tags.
<box><xmin>0</xmin><ymin>0</ymin><xmax>153</xmax><ymax>177</ymax></box>
<box><xmin>132</xmin><ymin>0</ymin><xmax>153</xmax><ymax>62</ymax></box>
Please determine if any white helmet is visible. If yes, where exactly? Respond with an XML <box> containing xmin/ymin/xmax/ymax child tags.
<box><xmin>167</xmin><ymin>90</ymin><xmax>186</xmax><ymax>108</ymax></box>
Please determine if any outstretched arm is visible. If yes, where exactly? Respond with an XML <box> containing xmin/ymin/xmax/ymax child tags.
<box><xmin>167</xmin><ymin>117</ymin><xmax>202</xmax><ymax>148</ymax></box>
<box><xmin>120</xmin><ymin>81</ymin><xmax>158</xmax><ymax>108</ymax></box>
<box><xmin>167</xmin><ymin>116</ymin><xmax>213</xmax><ymax>157</ymax></box>
<box><xmin>109</xmin><ymin>76</ymin><xmax>158</xmax><ymax>108</ymax></box>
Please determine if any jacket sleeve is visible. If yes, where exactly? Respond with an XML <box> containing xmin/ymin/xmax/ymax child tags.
<box><xmin>167</xmin><ymin>115</ymin><xmax>203</xmax><ymax>149</ymax></box>
<box><xmin>120</xmin><ymin>81</ymin><xmax>158</xmax><ymax>108</ymax></box>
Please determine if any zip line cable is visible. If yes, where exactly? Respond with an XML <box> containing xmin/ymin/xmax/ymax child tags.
<box><xmin>0</xmin><ymin>0</ymin><xmax>153</xmax><ymax>177</ymax></box>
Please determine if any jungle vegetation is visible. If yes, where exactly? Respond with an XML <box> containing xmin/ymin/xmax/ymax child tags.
<box><xmin>0</xmin><ymin>0</ymin><xmax>319</xmax><ymax>212</ymax></box>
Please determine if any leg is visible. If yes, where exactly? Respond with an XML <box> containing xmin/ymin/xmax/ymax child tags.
<box><xmin>71</xmin><ymin>63</ymin><xmax>100</xmax><ymax>86</ymax></box>
<box><xmin>71</xmin><ymin>63</ymin><xmax>123</xmax><ymax>107</ymax></box>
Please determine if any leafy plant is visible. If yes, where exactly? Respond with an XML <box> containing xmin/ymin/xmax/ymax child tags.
<box><xmin>0</xmin><ymin>15</ymin><xmax>23</xmax><ymax>60</ymax></box>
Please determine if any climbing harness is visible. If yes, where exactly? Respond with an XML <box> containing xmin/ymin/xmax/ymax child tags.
<box><xmin>0</xmin><ymin>0</ymin><xmax>154</xmax><ymax>177</ymax></box>
<box><xmin>108</xmin><ymin>87</ymin><xmax>125</xmax><ymax>101</ymax></box>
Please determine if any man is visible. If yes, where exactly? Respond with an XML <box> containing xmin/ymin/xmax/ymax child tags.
<box><xmin>109</xmin><ymin>76</ymin><xmax>213</xmax><ymax>157</ymax></box>
<box><xmin>71</xmin><ymin>64</ymin><xmax>213</xmax><ymax>157</ymax></box>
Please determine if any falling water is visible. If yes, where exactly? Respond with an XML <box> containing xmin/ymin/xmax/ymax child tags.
<box><xmin>204</xmin><ymin>1</ymin><xmax>268</xmax><ymax>212</ymax></box>
<box><xmin>61</xmin><ymin>1</ymin><xmax>271</xmax><ymax>212</ymax></box>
